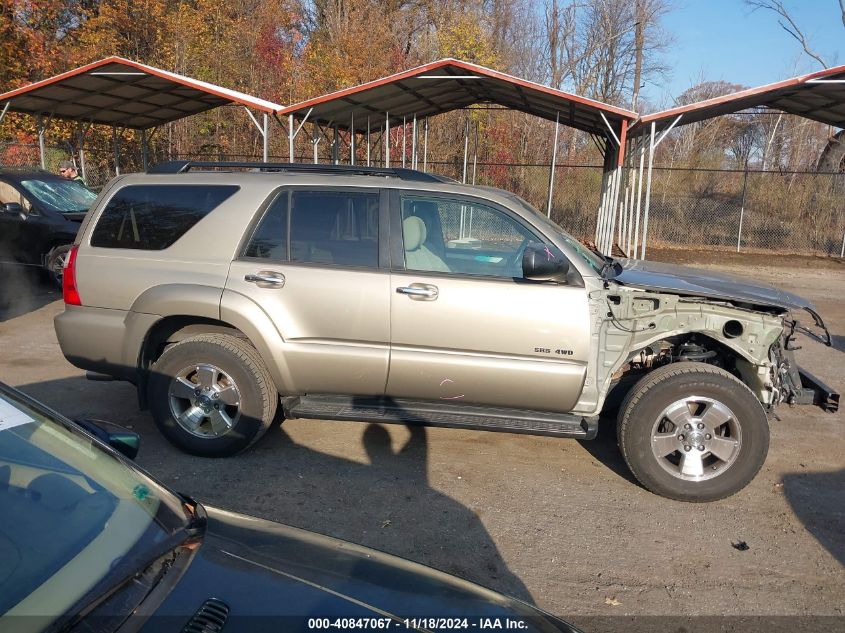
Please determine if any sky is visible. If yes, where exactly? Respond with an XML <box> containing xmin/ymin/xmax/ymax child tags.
<box><xmin>641</xmin><ymin>0</ymin><xmax>843</xmax><ymax>109</ymax></box>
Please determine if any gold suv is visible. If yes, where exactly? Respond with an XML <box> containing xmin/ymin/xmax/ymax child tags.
<box><xmin>55</xmin><ymin>161</ymin><xmax>837</xmax><ymax>502</ymax></box>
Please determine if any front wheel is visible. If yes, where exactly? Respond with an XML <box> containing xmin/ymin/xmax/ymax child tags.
<box><xmin>617</xmin><ymin>363</ymin><xmax>769</xmax><ymax>502</ymax></box>
<box><xmin>148</xmin><ymin>334</ymin><xmax>278</xmax><ymax>457</ymax></box>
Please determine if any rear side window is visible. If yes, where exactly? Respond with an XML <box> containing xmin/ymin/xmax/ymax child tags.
<box><xmin>90</xmin><ymin>185</ymin><xmax>239</xmax><ymax>250</ymax></box>
<box><xmin>243</xmin><ymin>189</ymin><xmax>379</xmax><ymax>268</ymax></box>
<box><xmin>244</xmin><ymin>192</ymin><xmax>288</xmax><ymax>260</ymax></box>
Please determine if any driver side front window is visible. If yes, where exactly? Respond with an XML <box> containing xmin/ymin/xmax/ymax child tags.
<box><xmin>400</xmin><ymin>195</ymin><xmax>538</xmax><ymax>278</ymax></box>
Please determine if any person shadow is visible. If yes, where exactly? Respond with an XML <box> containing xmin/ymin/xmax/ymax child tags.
<box><xmin>259</xmin><ymin>421</ymin><xmax>535</xmax><ymax>604</ymax></box>
<box><xmin>782</xmin><ymin>468</ymin><xmax>845</xmax><ymax>567</ymax></box>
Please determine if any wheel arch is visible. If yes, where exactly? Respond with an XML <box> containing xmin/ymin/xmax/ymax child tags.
<box><xmin>597</xmin><ymin>331</ymin><xmax>773</xmax><ymax>417</ymax></box>
<box><xmin>132</xmin><ymin>286</ymin><xmax>295</xmax><ymax>408</ymax></box>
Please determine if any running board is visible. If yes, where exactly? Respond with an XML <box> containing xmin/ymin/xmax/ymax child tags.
<box><xmin>283</xmin><ymin>395</ymin><xmax>597</xmax><ymax>440</ymax></box>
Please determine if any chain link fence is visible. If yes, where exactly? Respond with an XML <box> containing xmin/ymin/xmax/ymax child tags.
<box><xmin>3</xmin><ymin>138</ymin><xmax>843</xmax><ymax>258</ymax></box>
<box><xmin>646</xmin><ymin>167</ymin><xmax>845</xmax><ymax>257</ymax></box>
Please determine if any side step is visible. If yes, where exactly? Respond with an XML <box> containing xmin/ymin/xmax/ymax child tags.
<box><xmin>283</xmin><ymin>395</ymin><xmax>597</xmax><ymax>440</ymax></box>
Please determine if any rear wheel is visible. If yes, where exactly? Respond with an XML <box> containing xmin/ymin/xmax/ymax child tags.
<box><xmin>617</xmin><ymin>363</ymin><xmax>769</xmax><ymax>502</ymax></box>
<box><xmin>44</xmin><ymin>244</ymin><xmax>72</xmax><ymax>288</ymax></box>
<box><xmin>148</xmin><ymin>334</ymin><xmax>277</xmax><ymax>457</ymax></box>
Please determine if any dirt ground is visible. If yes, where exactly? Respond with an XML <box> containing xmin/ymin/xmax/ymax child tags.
<box><xmin>0</xmin><ymin>252</ymin><xmax>843</xmax><ymax>631</ymax></box>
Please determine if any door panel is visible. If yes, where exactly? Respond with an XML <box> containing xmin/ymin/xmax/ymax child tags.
<box><xmin>226</xmin><ymin>262</ymin><xmax>390</xmax><ymax>395</ymax></box>
<box><xmin>225</xmin><ymin>186</ymin><xmax>390</xmax><ymax>396</ymax></box>
<box><xmin>387</xmin><ymin>193</ymin><xmax>590</xmax><ymax>413</ymax></box>
<box><xmin>388</xmin><ymin>272</ymin><xmax>589</xmax><ymax>412</ymax></box>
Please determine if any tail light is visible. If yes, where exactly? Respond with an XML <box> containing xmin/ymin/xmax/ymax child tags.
<box><xmin>63</xmin><ymin>245</ymin><xmax>82</xmax><ymax>306</ymax></box>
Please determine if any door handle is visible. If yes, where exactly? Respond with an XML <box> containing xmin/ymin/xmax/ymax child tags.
<box><xmin>244</xmin><ymin>271</ymin><xmax>285</xmax><ymax>288</ymax></box>
<box><xmin>396</xmin><ymin>284</ymin><xmax>438</xmax><ymax>300</ymax></box>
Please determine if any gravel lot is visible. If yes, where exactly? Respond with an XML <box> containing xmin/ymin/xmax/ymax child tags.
<box><xmin>1</xmin><ymin>253</ymin><xmax>843</xmax><ymax>630</ymax></box>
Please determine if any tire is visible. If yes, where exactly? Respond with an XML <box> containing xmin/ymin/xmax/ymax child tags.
<box><xmin>148</xmin><ymin>334</ymin><xmax>278</xmax><ymax>457</ymax></box>
<box><xmin>617</xmin><ymin>363</ymin><xmax>769</xmax><ymax>502</ymax></box>
<box><xmin>44</xmin><ymin>244</ymin><xmax>73</xmax><ymax>288</ymax></box>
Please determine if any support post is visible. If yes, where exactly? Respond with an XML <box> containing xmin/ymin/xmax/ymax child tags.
<box><xmin>0</xmin><ymin>101</ymin><xmax>10</xmax><ymax>126</ymax></box>
<box><xmin>471</xmin><ymin>122</ymin><xmax>478</xmax><ymax>185</ymax></box>
<box><xmin>37</xmin><ymin>115</ymin><xmax>46</xmax><ymax>170</ymax></box>
<box><xmin>423</xmin><ymin>118</ymin><xmax>428</xmax><ymax>173</ymax></box>
<box><xmin>262</xmin><ymin>113</ymin><xmax>269</xmax><ymax>162</ymax></box>
<box><xmin>632</xmin><ymin>140</ymin><xmax>645</xmax><ymax>258</ymax></box>
<box><xmin>841</xmin><ymin>223</ymin><xmax>845</xmax><ymax>258</ymax></box>
<box><xmin>289</xmin><ymin>114</ymin><xmax>295</xmax><ymax>162</ymax></box>
<box><xmin>312</xmin><ymin>125</ymin><xmax>320</xmax><ymax>164</ymax></box>
<box><xmin>384</xmin><ymin>113</ymin><xmax>390</xmax><ymax>168</ymax></box>
<box><xmin>462</xmin><ymin>119</ymin><xmax>469</xmax><ymax>184</ymax></box>
<box><xmin>112</xmin><ymin>126</ymin><xmax>121</xmax><ymax>176</ymax></box>
<box><xmin>411</xmin><ymin>113</ymin><xmax>417</xmax><ymax>170</ymax></box>
<box><xmin>332</xmin><ymin>124</ymin><xmax>339</xmax><ymax>164</ymax></box>
<box><xmin>366</xmin><ymin>117</ymin><xmax>371</xmax><ymax>166</ymax></box>
<box><xmin>350</xmin><ymin>113</ymin><xmax>355</xmax><ymax>166</ymax></box>
<box><xmin>546</xmin><ymin>111</ymin><xmax>560</xmax><ymax>217</ymax></box>
<box><xmin>141</xmin><ymin>128</ymin><xmax>149</xmax><ymax>170</ymax></box>
<box><xmin>78</xmin><ymin>134</ymin><xmax>87</xmax><ymax>182</ymax></box>
<box><xmin>737</xmin><ymin>165</ymin><xmax>749</xmax><ymax>252</ymax></box>
<box><xmin>401</xmin><ymin>116</ymin><xmax>407</xmax><ymax>168</ymax></box>
<box><xmin>641</xmin><ymin>122</ymin><xmax>657</xmax><ymax>259</ymax></box>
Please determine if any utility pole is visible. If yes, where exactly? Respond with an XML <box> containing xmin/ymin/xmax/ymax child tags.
<box><xmin>630</xmin><ymin>1</ymin><xmax>645</xmax><ymax>111</ymax></box>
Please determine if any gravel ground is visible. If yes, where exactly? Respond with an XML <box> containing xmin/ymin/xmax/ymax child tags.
<box><xmin>0</xmin><ymin>254</ymin><xmax>842</xmax><ymax>631</ymax></box>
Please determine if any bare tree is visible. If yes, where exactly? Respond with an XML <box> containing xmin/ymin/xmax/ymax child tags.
<box><xmin>745</xmin><ymin>0</ymin><xmax>845</xmax><ymax>171</ymax></box>
<box><xmin>541</xmin><ymin>0</ymin><xmax>671</xmax><ymax>107</ymax></box>
<box><xmin>745</xmin><ymin>0</ymin><xmax>830</xmax><ymax>68</ymax></box>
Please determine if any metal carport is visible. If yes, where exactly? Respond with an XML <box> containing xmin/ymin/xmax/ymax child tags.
<box><xmin>624</xmin><ymin>64</ymin><xmax>845</xmax><ymax>259</ymax></box>
<box><xmin>276</xmin><ymin>58</ymin><xmax>637</xmax><ymax>251</ymax></box>
<box><xmin>0</xmin><ymin>56</ymin><xmax>283</xmax><ymax>178</ymax></box>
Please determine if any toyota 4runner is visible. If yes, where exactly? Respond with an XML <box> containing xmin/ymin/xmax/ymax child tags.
<box><xmin>55</xmin><ymin>161</ymin><xmax>839</xmax><ymax>502</ymax></box>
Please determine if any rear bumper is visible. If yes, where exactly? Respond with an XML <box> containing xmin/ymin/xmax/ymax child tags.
<box><xmin>54</xmin><ymin>305</ymin><xmax>159</xmax><ymax>382</ymax></box>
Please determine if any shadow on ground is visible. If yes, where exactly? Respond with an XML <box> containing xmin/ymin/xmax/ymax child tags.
<box><xmin>0</xmin><ymin>265</ymin><xmax>58</xmax><ymax>322</ymax></box>
<box><xmin>782</xmin><ymin>468</ymin><xmax>845</xmax><ymax>567</ymax></box>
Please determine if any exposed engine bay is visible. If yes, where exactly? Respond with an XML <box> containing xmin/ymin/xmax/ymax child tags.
<box><xmin>576</xmin><ymin>285</ymin><xmax>839</xmax><ymax>416</ymax></box>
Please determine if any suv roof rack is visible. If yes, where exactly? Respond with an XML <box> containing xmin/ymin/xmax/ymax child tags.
<box><xmin>148</xmin><ymin>160</ymin><xmax>453</xmax><ymax>183</ymax></box>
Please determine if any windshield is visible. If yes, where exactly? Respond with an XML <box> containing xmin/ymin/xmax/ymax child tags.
<box><xmin>0</xmin><ymin>388</ymin><xmax>186</xmax><ymax>625</ymax></box>
<box><xmin>506</xmin><ymin>193</ymin><xmax>607</xmax><ymax>274</ymax></box>
<box><xmin>20</xmin><ymin>179</ymin><xmax>97</xmax><ymax>214</ymax></box>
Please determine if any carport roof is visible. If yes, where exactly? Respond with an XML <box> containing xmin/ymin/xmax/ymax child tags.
<box><xmin>631</xmin><ymin>64</ymin><xmax>845</xmax><ymax>135</ymax></box>
<box><xmin>276</xmin><ymin>58</ymin><xmax>637</xmax><ymax>137</ymax></box>
<box><xmin>0</xmin><ymin>57</ymin><xmax>283</xmax><ymax>130</ymax></box>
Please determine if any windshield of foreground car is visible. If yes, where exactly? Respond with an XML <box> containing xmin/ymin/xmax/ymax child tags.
<box><xmin>505</xmin><ymin>193</ymin><xmax>608</xmax><ymax>275</ymax></box>
<box><xmin>0</xmin><ymin>388</ymin><xmax>186</xmax><ymax>626</ymax></box>
<box><xmin>20</xmin><ymin>179</ymin><xmax>97</xmax><ymax>214</ymax></box>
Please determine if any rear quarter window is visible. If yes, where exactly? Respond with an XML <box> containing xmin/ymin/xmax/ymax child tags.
<box><xmin>90</xmin><ymin>185</ymin><xmax>239</xmax><ymax>250</ymax></box>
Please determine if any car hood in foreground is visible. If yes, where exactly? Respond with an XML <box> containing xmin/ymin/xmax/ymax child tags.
<box><xmin>141</xmin><ymin>506</ymin><xmax>579</xmax><ymax>632</ymax></box>
<box><xmin>613</xmin><ymin>258</ymin><xmax>814</xmax><ymax>312</ymax></box>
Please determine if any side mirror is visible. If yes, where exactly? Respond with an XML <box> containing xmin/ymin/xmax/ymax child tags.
<box><xmin>74</xmin><ymin>418</ymin><xmax>140</xmax><ymax>460</ymax></box>
<box><xmin>3</xmin><ymin>202</ymin><xmax>24</xmax><ymax>219</ymax></box>
<box><xmin>522</xmin><ymin>241</ymin><xmax>570</xmax><ymax>282</ymax></box>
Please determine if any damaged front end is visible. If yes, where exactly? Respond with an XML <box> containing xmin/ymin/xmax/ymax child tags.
<box><xmin>580</xmin><ymin>282</ymin><xmax>839</xmax><ymax>417</ymax></box>
<box><xmin>770</xmin><ymin>315</ymin><xmax>839</xmax><ymax>413</ymax></box>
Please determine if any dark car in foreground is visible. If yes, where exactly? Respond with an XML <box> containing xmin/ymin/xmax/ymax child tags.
<box><xmin>0</xmin><ymin>382</ymin><xmax>578</xmax><ymax>633</ymax></box>
<box><xmin>0</xmin><ymin>169</ymin><xmax>97</xmax><ymax>285</ymax></box>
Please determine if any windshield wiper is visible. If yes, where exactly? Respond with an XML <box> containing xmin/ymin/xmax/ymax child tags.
<box><xmin>47</xmin><ymin>503</ymin><xmax>206</xmax><ymax>633</ymax></box>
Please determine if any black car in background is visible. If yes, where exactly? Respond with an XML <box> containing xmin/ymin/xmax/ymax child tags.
<box><xmin>0</xmin><ymin>382</ymin><xmax>580</xmax><ymax>633</ymax></box>
<box><xmin>0</xmin><ymin>170</ymin><xmax>98</xmax><ymax>285</ymax></box>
